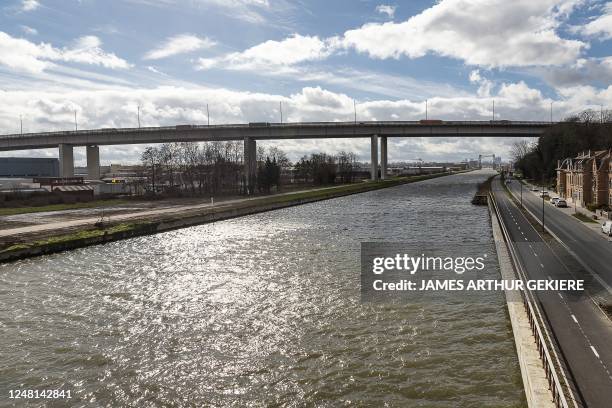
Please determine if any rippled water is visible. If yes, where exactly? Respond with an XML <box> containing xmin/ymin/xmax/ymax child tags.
<box><xmin>0</xmin><ymin>170</ymin><xmax>524</xmax><ymax>407</ymax></box>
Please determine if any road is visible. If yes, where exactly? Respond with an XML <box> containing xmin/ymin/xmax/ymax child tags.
<box><xmin>507</xmin><ymin>180</ymin><xmax>612</xmax><ymax>291</ymax></box>
<box><xmin>492</xmin><ymin>178</ymin><xmax>612</xmax><ymax>408</ymax></box>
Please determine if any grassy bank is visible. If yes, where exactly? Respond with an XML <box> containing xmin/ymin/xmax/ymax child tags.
<box><xmin>0</xmin><ymin>171</ymin><xmax>467</xmax><ymax>262</ymax></box>
<box><xmin>572</xmin><ymin>213</ymin><xmax>598</xmax><ymax>223</ymax></box>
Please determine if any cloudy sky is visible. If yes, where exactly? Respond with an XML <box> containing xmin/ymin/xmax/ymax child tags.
<box><xmin>0</xmin><ymin>0</ymin><xmax>611</xmax><ymax>165</ymax></box>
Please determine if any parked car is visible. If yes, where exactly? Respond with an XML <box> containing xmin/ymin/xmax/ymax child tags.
<box><xmin>551</xmin><ymin>197</ymin><xmax>559</xmax><ymax>205</ymax></box>
<box><xmin>556</xmin><ymin>199</ymin><xmax>567</xmax><ymax>208</ymax></box>
<box><xmin>602</xmin><ymin>221</ymin><xmax>612</xmax><ymax>236</ymax></box>
<box><xmin>531</xmin><ymin>186</ymin><xmax>539</xmax><ymax>191</ymax></box>
<box><xmin>540</xmin><ymin>191</ymin><xmax>550</xmax><ymax>198</ymax></box>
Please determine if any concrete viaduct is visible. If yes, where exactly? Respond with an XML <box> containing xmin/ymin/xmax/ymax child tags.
<box><xmin>0</xmin><ymin>120</ymin><xmax>552</xmax><ymax>188</ymax></box>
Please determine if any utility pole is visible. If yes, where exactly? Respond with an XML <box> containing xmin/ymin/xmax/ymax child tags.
<box><xmin>137</xmin><ymin>105</ymin><xmax>141</xmax><ymax>128</ymax></box>
<box><xmin>550</xmin><ymin>102</ymin><xmax>553</xmax><ymax>123</ymax></box>
<box><xmin>353</xmin><ymin>99</ymin><xmax>357</xmax><ymax>123</ymax></box>
<box><xmin>20</xmin><ymin>115</ymin><xmax>22</xmax><ymax>135</ymax></box>
<box><xmin>74</xmin><ymin>110</ymin><xmax>78</xmax><ymax>131</ymax></box>
<box><xmin>492</xmin><ymin>100</ymin><xmax>495</xmax><ymax>121</ymax></box>
<box><xmin>542</xmin><ymin>175</ymin><xmax>545</xmax><ymax>233</ymax></box>
<box><xmin>280</xmin><ymin>101</ymin><xmax>283</xmax><ymax>124</ymax></box>
<box><xmin>207</xmin><ymin>103</ymin><xmax>210</xmax><ymax>126</ymax></box>
<box><xmin>601</xmin><ymin>105</ymin><xmax>604</xmax><ymax>124</ymax></box>
<box><xmin>520</xmin><ymin>182</ymin><xmax>523</xmax><ymax>208</ymax></box>
<box><xmin>425</xmin><ymin>99</ymin><xmax>428</xmax><ymax>120</ymax></box>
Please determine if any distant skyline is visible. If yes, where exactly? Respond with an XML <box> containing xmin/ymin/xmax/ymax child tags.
<box><xmin>0</xmin><ymin>0</ymin><xmax>611</xmax><ymax>164</ymax></box>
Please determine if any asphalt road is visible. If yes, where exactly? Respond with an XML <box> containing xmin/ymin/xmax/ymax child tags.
<box><xmin>507</xmin><ymin>180</ymin><xmax>612</xmax><ymax>291</ymax></box>
<box><xmin>493</xmin><ymin>178</ymin><xmax>612</xmax><ymax>408</ymax></box>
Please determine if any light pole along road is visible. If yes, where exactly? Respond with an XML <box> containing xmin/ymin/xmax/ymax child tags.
<box><xmin>493</xmin><ymin>178</ymin><xmax>612</xmax><ymax>408</ymax></box>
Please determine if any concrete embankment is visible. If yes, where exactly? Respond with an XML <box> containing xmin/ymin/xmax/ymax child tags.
<box><xmin>488</xmin><ymin>199</ymin><xmax>555</xmax><ymax>408</ymax></box>
<box><xmin>0</xmin><ymin>172</ymin><xmax>461</xmax><ymax>263</ymax></box>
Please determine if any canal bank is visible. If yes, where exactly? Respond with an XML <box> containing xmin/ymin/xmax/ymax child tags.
<box><xmin>0</xmin><ymin>172</ymin><xmax>464</xmax><ymax>263</ymax></box>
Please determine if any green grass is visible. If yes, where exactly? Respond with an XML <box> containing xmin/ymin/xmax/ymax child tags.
<box><xmin>572</xmin><ymin>213</ymin><xmax>598</xmax><ymax>223</ymax></box>
<box><xmin>0</xmin><ymin>199</ymin><xmax>130</xmax><ymax>217</ymax></box>
<box><xmin>1</xmin><ymin>223</ymin><xmax>141</xmax><ymax>253</ymax></box>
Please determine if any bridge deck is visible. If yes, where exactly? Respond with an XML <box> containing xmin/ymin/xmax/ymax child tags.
<box><xmin>0</xmin><ymin>120</ymin><xmax>553</xmax><ymax>151</ymax></box>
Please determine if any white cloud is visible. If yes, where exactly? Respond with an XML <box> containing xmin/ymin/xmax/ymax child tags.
<box><xmin>577</xmin><ymin>2</ymin><xmax>612</xmax><ymax>39</ymax></box>
<box><xmin>20</xmin><ymin>25</ymin><xmax>38</xmax><ymax>35</ymax></box>
<box><xmin>144</xmin><ymin>34</ymin><xmax>216</xmax><ymax>60</ymax></box>
<box><xmin>469</xmin><ymin>69</ymin><xmax>493</xmax><ymax>97</ymax></box>
<box><xmin>342</xmin><ymin>0</ymin><xmax>586</xmax><ymax>67</ymax></box>
<box><xmin>376</xmin><ymin>4</ymin><xmax>396</xmax><ymax>18</ymax></box>
<box><xmin>196</xmin><ymin>34</ymin><xmax>338</xmax><ymax>72</ymax></box>
<box><xmin>536</xmin><ymin>56</ymin><xmax>612</xmax><ymax>87</ymax></box>
<box><xmin>0</xmin><ymin>32</ymin><xmax>131</xmax><ymax>74</ymax></box>
<box><xmin>21</xmin><ymin>0</ymin><xmax>40</xmax><ymax>11</ymax></box>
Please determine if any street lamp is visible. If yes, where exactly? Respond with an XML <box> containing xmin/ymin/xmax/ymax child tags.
<box><xmin>541</xmin><ymin>175</ymin><xmax>545</xmax><ymax>233</ymax></box>
<box><xmin>520</xmin><ymin>182</ymin><xmax>523</xmax><ymax>208</ymax></box>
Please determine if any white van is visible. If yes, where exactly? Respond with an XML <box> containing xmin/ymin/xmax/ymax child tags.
<box><xmin>602</xmin><ymin>221</ymin><xmax>612</xmax><ymax>236</ymax></box>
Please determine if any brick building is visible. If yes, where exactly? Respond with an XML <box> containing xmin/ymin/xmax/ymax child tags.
<box><xmin>557</xmin><ymin>150</ymin><xmax>611</xmax><ymax>208</ymax></box>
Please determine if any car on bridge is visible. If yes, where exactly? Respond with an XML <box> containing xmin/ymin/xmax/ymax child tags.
<box><xmin>555</xmin><ymin>199</ymin><xmax>567</xmax><ymax>208</ymax></box>
<box><xmin>602</xmin><ymin>220</ymin><xmax>612</xmax><ymax>236</ymax></box>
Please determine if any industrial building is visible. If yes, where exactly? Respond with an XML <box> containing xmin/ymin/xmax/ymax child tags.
<box><xmin>0</xmin><ymin>157</ymin><xmax>59</xmax><ymax>177</ymax></box>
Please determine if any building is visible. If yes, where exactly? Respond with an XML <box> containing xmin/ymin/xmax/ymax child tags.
<box><xmin>0</xmin><ymin>157</ymin><xmax>59</xmax><ymax>177</ymax></box>
<box><xmin>557</xmin><ymin>150</ymin><xmax>611</xmax><ymax>208</ymax></box>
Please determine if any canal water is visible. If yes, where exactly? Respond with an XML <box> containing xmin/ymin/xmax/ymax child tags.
<box><xmin>0</xmin><ymin>169</ymin><xmax>524</xmax><ymax>407</ymax></box>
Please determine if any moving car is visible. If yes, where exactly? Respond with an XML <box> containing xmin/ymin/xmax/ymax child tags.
<box><xmin>551</xmin><ymin>197</ymin><xmax>559</xmax><ymax>205</ymax></box>
<box><xmin>531</xmin><ymin>186</ymin><xmax>539</xmax><ymax>191</ymax></box>
<box><xmin>540</xmin><ymin>191</ymin><xmax>550</xmax><ymax>198</ymax></box>
<box><xmin>556</xmin><ymin>199</ymin><xmax>567</xmax><ymax>208</ymax></box>
<box><xmin>602</xmin><ymin>220</ymin><xmax>612</xmax><ymax>236</ymax></box>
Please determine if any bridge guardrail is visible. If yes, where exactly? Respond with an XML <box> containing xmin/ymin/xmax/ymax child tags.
<box><xmin>489</xmin><ymin>191</ymin><xmax>576</xmax><ymax>408</ymax></box>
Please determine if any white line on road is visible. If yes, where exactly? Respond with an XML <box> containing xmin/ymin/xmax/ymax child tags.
<box><xmin>591</xmin><ymin>346</ymin><xmax>600</xmax><ymax>358</ymax></box>
<box><xmin>558</xmin><ymin>293</ymin><xmax>563</xmax><ymax>299</ymax></box>
<box><xmin>572</xmin><ymin>315</ymin><xmax>578</xmax><ymax>324</ymax></box>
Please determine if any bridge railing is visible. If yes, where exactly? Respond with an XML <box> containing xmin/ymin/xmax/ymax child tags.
<box><xmin>489</xmin><ymin>191</ymin><xmax>576</xmax><ymax>408</ymax></box>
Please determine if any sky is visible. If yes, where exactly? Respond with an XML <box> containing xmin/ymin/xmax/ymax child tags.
<box><xmin>0</xmin><ymin>0</ymin><xmax>611</xmax><ymax>165</ymax></box>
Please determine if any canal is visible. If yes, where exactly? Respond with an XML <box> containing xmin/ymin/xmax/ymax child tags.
<box><xmin>0</xmin><ymin>169</ymin><xmax>524</xmax><ymax>407</ymax></box>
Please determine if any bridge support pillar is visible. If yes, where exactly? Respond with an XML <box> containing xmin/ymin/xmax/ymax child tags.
<box><xmin>86</xmin><ymin>145</ymin><xmax>100</xmax><ymax>180</ymax></box>
<box><xmin>380</xmin><ymin>136</ymin><xmax>387</xmax><ymax>180</ymax></box>
<box><xmin>370</xmin><ymin>135</ymin><xmax>378</xmax><ymax>181</ymax></box>
<box><xmin>58</xmin><ymin>144</ymin><xmax>74</xmax><ymax>178</ymax></box>
<box><xmin>244</xmin><ymin>137</ymin><xmax>257</xmax><ymax>194</ymax></box>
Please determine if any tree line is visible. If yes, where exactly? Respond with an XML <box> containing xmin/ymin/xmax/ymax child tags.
<box><xmin>140</xmin><ymin>142</ymin><xmax>363</xmax><ymax>196</ymax></box>
<box><xmin>512</xmin><ymin>109</ymin><xmax>612</xmax><ymax>183</ymax></box>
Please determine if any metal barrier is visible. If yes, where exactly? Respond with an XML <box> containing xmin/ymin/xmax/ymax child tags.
<box><xmin>489</xmin><ymin>192</ymin><xmax>576</xmax><ymax>408</ymax></box>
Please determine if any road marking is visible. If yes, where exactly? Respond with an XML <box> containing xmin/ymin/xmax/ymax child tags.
<box><xmin>540</xmin><ymin>263</ymin><xmax>545</xmax><ymax>268</ymax></box>
<box><xmin>558</xmin><ymin>293</ymin><xmax>563</xmax><ymax>299</ymax></box>
<box><xmin>591</xmin><ymin>346</ymin><xmax>600</xmax><ymax>358</ymax></box>
<box><xmin>571</xmin><ymin>314</ymin><xmax>578</xmax><ymax>324</ymax></box>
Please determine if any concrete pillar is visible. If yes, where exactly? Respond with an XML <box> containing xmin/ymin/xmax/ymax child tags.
<box><xmin>380</xmin><ymin>136</ymin><xmax>388</xmax><ymax>180</ymax></box>
<box><xmin>58</xmin><ymin>144</ymin><xmax>74</xmax><ymax>178</ymax></box>
<box><xmin>86</xmin><ymin>145</ymin><xmax>100</xmax><ymax>180</ymax></box>
<box><xmin>370</xmin><ymin>135</ymin><xmax>378</xmax><ymax>181</ymax></box>
<box><xmin>244</xmin><ymin>137</ymin><xmax>257</xmax><ymax>194</ymax></box>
